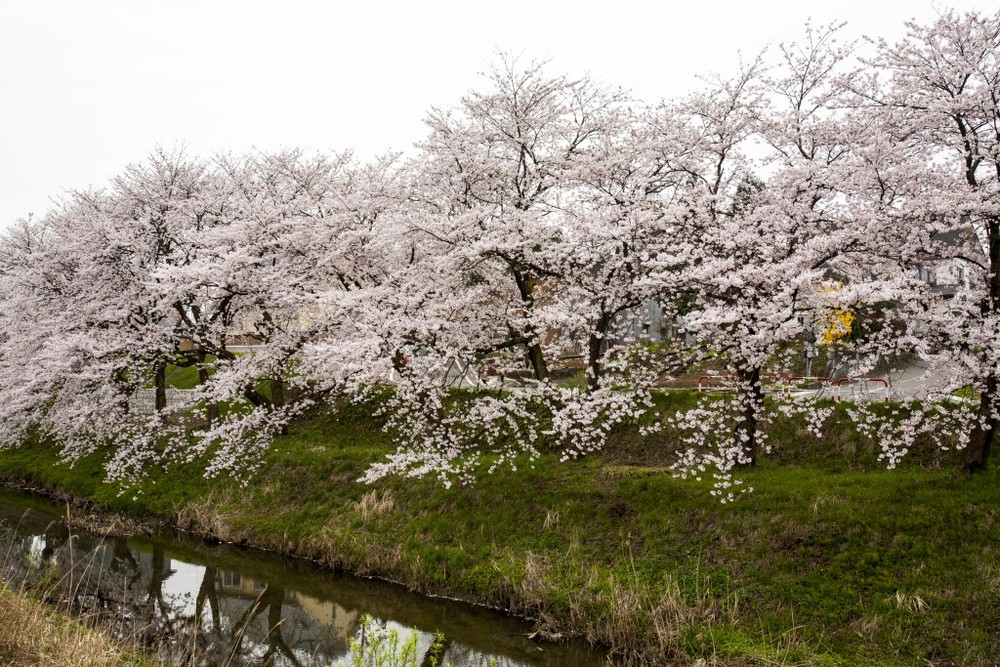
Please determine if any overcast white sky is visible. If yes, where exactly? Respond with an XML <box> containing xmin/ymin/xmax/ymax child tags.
<box><xmin>0</xmin><ymin>0</ymin><xmax>995</xmax><ymax>227</ymax></box>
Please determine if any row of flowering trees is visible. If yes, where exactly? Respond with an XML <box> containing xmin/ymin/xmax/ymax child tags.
<box><xmin>0</xmin><ymin>9</ymin><xmax>997</xmax><ymax>495</ymax></box>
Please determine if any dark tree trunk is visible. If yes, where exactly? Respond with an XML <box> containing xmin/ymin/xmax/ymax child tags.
<box><xmin>115</xmin><ymin>369</ymin><xmax>131</xmax><ymax>416</ymax></box>
<box><xmin>272</xmin><ymin>377</ymin><xmax>288</xmax><ymax>435</ymax></box>
<box><xmin>587</xmin><ymin>313</ymin><xmax>612</xmax><ymax>391</ymax></box>
<box><xmin>147</xmin><ymin>544</ymin><xmax>168</xmax><ymax>623</ymax></box>
<box><xmin>392</xmin><ymin>348</ymin><xmax>408</xmax><ymax>374</ymax></box>
<box><xmin>227</xmin><ymin>587</ymin><xmax>267</xmax><ymax>661</ymax></box>
<box><xmin>154</xmin><ymin>363</ymin><xmax>167</xmax><ymax>412</ymax></box>
<box><xmin>194</xmin><ymin>565</ymin><xmax>221</xmax><ymax>634</ymax></box>
<box><xmin>526</xmin><ymin>341</ymin><xmax>549</xmax><ymax>382</ymax></box>
<box><xmin>271</xmin><ymin>377</ymin><xmax>285</xmax><ymax>407</ymax></box>
<box><xmin>197</xmin><ymin>350</ymin><xmax>219</xmax><ymax>427</ymax></box>
<box><xmin>734</xmin><ymin>366</ymin><xmax>763</xmax><ymax>467</ymax></box>
<box><xmin>962</xmin><ymin>375</ymin><xmax>997</xmax><ymax>475</ymax></box>
<box><xmin>963</xmin><ymin>215</ymin><xmax>1000</xmax><ymax>473</ymax></box>
<box><xmin>512</xmin><ymin>268</ymin><xmax>550</xmax><ymax>382</ymax></box>
<box><xmin>111</xmin><ymin>537</ymin><xmax>140</xmax><ymax>578</ymax></box>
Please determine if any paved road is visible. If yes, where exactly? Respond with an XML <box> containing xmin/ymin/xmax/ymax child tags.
<box><xmin>780</xmin><ymin>356</ymin><xmax>970</xmax><ymax>402</ymax></box>
<box><xmin>818</xmin><ymin>356</ymin><xmax>971</xmax><ymax>401</ymax></box>
<box><xmin>882</xmin><ymin>356</ymin><xmax>969</xmax><ymax>399</ymax></box>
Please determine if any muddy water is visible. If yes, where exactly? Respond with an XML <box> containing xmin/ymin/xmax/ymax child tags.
<box><xmin>0</xmin><ymin>489</ymin><xmax>607</xmax><ymax>666</ymax></box>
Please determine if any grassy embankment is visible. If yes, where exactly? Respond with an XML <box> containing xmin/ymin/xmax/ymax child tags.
<box><xmin>0</xmin><ymin>389</ymin><xmax>997</xmax><ymax>666</ymax></box>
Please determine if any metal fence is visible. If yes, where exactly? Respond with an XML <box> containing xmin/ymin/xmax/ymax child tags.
<box><xmin>128</xmin><ymin>388</ymin><xmax>196</xmax><ymax>416</ymax></box>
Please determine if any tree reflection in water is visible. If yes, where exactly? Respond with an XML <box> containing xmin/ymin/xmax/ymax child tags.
<box><xmin>0</xmin><ymin>509</ymin><xmax>588</xmax><ymax>667</ymax></box>
<box><xmin>2</xmin><ymin>525</ymin><xmax>365</xmax><ymax>666</ymax></box>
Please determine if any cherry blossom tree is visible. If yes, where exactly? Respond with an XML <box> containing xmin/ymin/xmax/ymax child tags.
<box><xmin>413</xmin><ymin>56</ymin><xmax>625</xmax><ymax>381</ymax></box>
<box><xmin>152</xmin><ymin>148</ymin><xmax>423</xmax><ymax>478</ymax></box>
<box><xmin>2</xmin><ymin>10</ymin><xmax>997</xmax><ymax>493</ymax></box>
<box><xmin>0</xmin><ymin>148</ymin><xmax>219</xmax><ymax>475</ymax></box>
<box><xmin>556</xmin><ymin>103</ymin><xmax>703</xmax><ymax>391</ymax></box>
<box><xmin>841</xmin><ymin>9</ymin><xmax>1000</xmax><ymax>473</ymax></box>
<box><xmin>649</xmin><ymin>24</ymin><xmax>864</xmax><ymax>498</ymax></box>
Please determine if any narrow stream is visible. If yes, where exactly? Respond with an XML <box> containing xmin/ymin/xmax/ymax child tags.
<box><xmin>0</xmin><ymin>489</ymin><xmax>607</xmax><ymax>666</ymax></box>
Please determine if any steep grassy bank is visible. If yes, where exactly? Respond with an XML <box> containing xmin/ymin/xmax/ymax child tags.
<box><xmin>0</xmin><ymin>394</ymin><xmax>997</xmax><ymax>666</ymax></box>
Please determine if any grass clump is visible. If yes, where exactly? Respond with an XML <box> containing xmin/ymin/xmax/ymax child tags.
<box><xmin>0</xmin><ymin>585</ymin><xmax>159</xmax><ymax>667</ymax></box>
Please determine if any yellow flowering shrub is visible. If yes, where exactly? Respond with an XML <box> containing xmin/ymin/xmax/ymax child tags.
<box><xmin>818</xmin><ymin>283</ymin><xmax>856</xmax><ymax>346</ymax></box>
<box><xmin>820</xmin><ymin>308</ymin><xmax>855</xmax><ymax>346</ymax></box>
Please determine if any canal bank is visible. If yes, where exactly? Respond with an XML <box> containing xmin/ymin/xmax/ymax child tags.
<box><xmin>0</xmin><ymin>487</ymin><xmax>601</xmax><ymax>666</ymax></box>
<box><xmin>0</xmin><ymin>399</ymin><xmax>997</xmax><ymax>666</ymax></box>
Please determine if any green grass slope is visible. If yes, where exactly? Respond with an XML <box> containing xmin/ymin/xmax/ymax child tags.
<box><xmin>0</xmin><ymin>394</ymin><xmax>997</xmax><ymax>666</ymax></box>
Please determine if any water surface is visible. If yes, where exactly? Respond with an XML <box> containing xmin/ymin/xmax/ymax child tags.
<box><xmin>0</xmin><ymin>489</ymin><xmax>606</xmax><ymax>667</ymax></box>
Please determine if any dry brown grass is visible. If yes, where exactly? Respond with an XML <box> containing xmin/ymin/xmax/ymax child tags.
<box><xmin>504</xmin><ymin>550</ymin><xmax>733</xmax><ymax>665</ymax></box>
<box><xmin>888</xmin><ymin>590</ymin><xmax>931</xmax><ymax>614</ymax></box>
<box><xmin>0</xmin><ymin>586</ymin><xmax>151</xmax><ymax>667</ymax></box>
<box><xmin>354</xmin><ymin>488</ymin><xmax>395</xmax><ymax>521</ymax></box>
<box><xmin>173</xmin><ymin>489</ymin><xmax>235</xmax><ymax>541</ymax></box>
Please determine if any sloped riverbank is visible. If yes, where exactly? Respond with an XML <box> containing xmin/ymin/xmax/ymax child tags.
<box><xmin>0</xmin><ymin>487</ymin><xmax>599</xmax><ymax>666</ymax></box>
<box><xmin>0</xmin><ymin>397</ymin><xmax>997</xmax><ymax>666</ymax></box>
